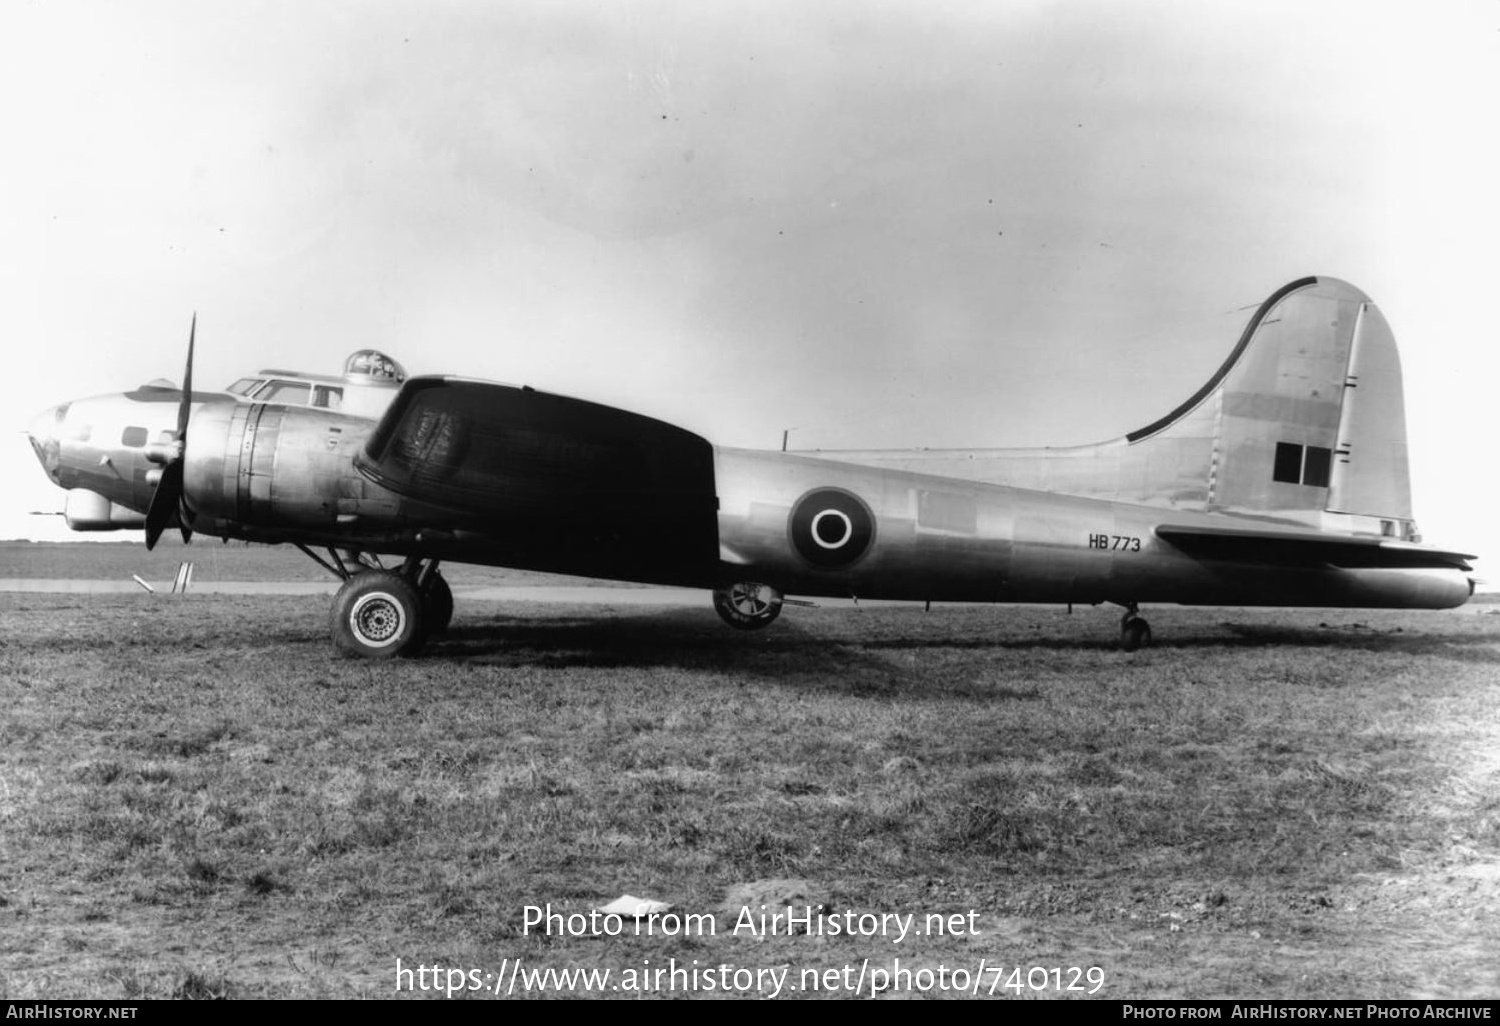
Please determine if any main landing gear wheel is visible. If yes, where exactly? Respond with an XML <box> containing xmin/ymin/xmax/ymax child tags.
<box><xmin>420</xmin><ymin>571</ymin><xmax>454</xmax><ymax>636</ymax></box>
<box><xmin>1120</xmin><ymin>609</ymin><xmax>1152</xmax><ymax>652</ymax></box>
<box><xmin>330</xmin><ymin>570</ymin><xmax>426</xmax><ymax>658</ymax></box>
<box><xmin>713</xmin><ymin>582</ymin><xmax>784</xmax><ymax>630</ymax></box>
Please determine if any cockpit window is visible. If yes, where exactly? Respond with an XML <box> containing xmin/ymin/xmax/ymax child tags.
<box><xmin>121</xmin><ymin>426</ymin><xmax>149</xmax><ymax>448</ymax></box>
<box><xmin>226</xmin><ymin>378</ymin><xmax>263</xmax><ymax>396</ymax></box>
<box><xmin>312</xmin><ymin>385</ymin><xmax>344</xmax><ymax>410</ymax></box>
<box><xmin>253</xmin><ymin>380</ymin><xmax>312</xmax><ymax>405</ymax></box>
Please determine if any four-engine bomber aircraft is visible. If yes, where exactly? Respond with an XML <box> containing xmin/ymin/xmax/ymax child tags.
<box><xmin>27</xmin><ymin>277</ymin><xmax>1477</xmax><ymax>656</ymax></box>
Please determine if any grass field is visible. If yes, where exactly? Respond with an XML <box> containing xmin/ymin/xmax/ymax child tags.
<box><xmin>2</xmin><ymin>585</ymin><xmax>1498</xmax><ymax>1001</ymax></box>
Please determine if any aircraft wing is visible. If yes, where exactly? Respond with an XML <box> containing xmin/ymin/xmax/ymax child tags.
<box><xmin>352</xmin><ymin>376</ymin><xmax>721</xmax><ymax>574</ymax></box>
<box><xmin>1155</xmin><ymin>524</ymin><xmax>1476</xmax><ymax>572</ymax></box>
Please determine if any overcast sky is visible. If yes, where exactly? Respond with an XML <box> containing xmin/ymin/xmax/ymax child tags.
<box><xmin>4</xmin><ymin>0</ymin><xmax>1496</xmax><ymax>560</ymax></box>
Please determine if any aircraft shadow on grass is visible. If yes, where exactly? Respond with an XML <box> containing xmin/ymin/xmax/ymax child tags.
<box><xmin>422</xmin><ymin>608</ymin><xmax>1500</xmax><ymax>673</ymax></box>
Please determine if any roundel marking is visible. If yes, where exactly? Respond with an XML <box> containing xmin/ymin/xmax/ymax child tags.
<box><xmin>810</xmin><ymin>509</ymin><xmax>853</xmax><ymax>549</ymax></box>
<box><xmin>790</xmin><ymin>488</ymin><xmax>874</xmax><ymax>568</ymax></box>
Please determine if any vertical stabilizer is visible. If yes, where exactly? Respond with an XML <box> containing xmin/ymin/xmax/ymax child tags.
<box><xmin>1170</xmin><ymin>277</ymin><xmax>1414</xmax><ymax>534</ymax></box>
<box><xmin>812</xmin><ymin>277</ymin><xmax>1420</xmax><ymax>539</ymax></box>
<box><xmin>1193</xmin><ymin>277</ymin><xmax>1359</xmax><ymax>512</ymax></box>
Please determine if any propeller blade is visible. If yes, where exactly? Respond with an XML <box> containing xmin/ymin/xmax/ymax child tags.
<box><xmin>175</xmin><ymin>314</ymin><xmax>195</xmax><ymax>543</ymax></box>
<box><xmin>144</xmin><ymin>314</ymin><xmax>198</xmax><ymax>550</ymax></box>
<box><xmin>144</xmin><ymin>460</ymin><xmax>183</xmax><ymax>550</ymax></box>
<box><xmin>177</xmin><ymin>313</ymin><xmax>195</xmax><ymax>440</ymax></box>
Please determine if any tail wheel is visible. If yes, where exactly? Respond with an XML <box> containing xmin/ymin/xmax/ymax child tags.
<box><xmin>330</xmin><ymin>570</ymin><xmax>426</xmax><ymax>658</ymax></box>
<box><xmin>421</xmin><ymin>572</ymin><xmax>454</xmax><ymax>636</ymax></box>
<box><xmin>1121</xmin><ymin>615</ymin><xmax>1152</xmax><ymax>652</ymax></box>
<box><xmin>713</xmin><ymin>582</ymin><xmax>784</xmax><ymax>630</ymax></box>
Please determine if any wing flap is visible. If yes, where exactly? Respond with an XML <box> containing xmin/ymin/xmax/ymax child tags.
<box><xmin>1155</xmin><ymin>524</ymin><xmax>1475</xmax><ymax>571</ymax></box>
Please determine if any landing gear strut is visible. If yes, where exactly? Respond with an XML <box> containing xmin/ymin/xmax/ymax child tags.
<box><xmin>419</xmin><ymin>570</ymin><xmax>454</xmax><ymax>636</ymax></box>
<box><xmin>300</xmin><ymin>545</ymin><xmax>450</xmax><ymax>657</ymax></box>
<box><xmin>713</xmin><ymin>581</ymin><xmax>784</xmax><ymax>630</ymax></box>
<box><xmin>1119</xmin><ymin>603</ymin><xmax>1152</xmax><ymax>652</ymax></box>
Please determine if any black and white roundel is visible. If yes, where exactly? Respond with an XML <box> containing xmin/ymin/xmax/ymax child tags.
<box><xmin>789</xmin><ymin>488</ymin><xmax>875</xmax><ymax>567</ymax></box>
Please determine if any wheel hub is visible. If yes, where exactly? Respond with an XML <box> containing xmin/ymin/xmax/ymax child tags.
<box><xmin>351</xmin><ymin>593</ymin><xmax>404</xmax><ymax>645</ymax></box>
<box><xmin>730</xmin><ymin>583</ymin><xmax>774</xmax><ymax>616</ymax></box>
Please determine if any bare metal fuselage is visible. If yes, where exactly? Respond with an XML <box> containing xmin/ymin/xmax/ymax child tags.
<box><xmin>30</xmin><ymin>391</ymin><xmax>1470</xmax><ymax>612</ymax></box>
<box><xmin>712</xmin><ymin>448</ymin><xmax>1468</xmax><ymax>610</ymax></box>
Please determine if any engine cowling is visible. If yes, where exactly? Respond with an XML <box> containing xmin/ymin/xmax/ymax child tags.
<box><xmin>183</xmin><ymin>402</ymin><xmax>376</xmax><ymax>531</ymax></box>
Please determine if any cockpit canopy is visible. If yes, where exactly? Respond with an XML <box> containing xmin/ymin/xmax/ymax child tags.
<box><xmin>225</xmin><ymin>376</ymin><xmax>347</xmax><ymax>408</ymax></box>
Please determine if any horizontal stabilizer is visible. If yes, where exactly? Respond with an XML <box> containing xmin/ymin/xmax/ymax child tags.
<box><xmin>1155</xmin><ymin>524</ymin><xmax>1475</xmax><ymax>571</ymax></box>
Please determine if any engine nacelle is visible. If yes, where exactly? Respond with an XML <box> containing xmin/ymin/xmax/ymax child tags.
<box><xmin>64</xmin><ymin>488</ymin><xmax>147</xmax><ymax>531</ymax></box>
<box><xmin>183</xmin><ymin>403</ymin><xmax>377</xmax><ymax>531</ymax></box>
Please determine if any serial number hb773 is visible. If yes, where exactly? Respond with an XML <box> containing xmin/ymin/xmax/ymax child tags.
<box><xmin>1088</xmin><ymin>533</ymin><xmax>1141</xmax><ymax>551</ymax></box>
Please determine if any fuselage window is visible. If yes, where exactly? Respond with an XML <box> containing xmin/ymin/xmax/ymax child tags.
<box><xmin>254</xmin><ymin>380</ymin><xmax>312</xmax><ymax>405</ymax></box>
<box><xmin>121</xmin><ymin>426</ymin><xmax>149</xmax><ymax>448</ymax></box>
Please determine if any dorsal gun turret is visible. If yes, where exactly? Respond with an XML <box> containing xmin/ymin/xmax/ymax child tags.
<box><xmin>344</xmin><ymin>350</ymin><xmax>407</xmax><ymax>384</ymax></box>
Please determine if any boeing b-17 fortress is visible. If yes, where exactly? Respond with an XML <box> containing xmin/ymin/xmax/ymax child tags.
<box><xmin>27</xmin><ymin>277</ymin><xmax>1476</xmax><ymax>657</ymax></box>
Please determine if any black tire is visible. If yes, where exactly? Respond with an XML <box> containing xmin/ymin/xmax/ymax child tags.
<box><xmin>330</xmin><ymin>570</ymin><xmax>426</xmax><ymax>658</ymax></box>
<box><xmin>422</xmin><ymin>572</ymin><xmax>454</xmax><ymax>636</ymax></box>
<box><xmin>1121</xmin><ymin>616</ymin><xmax>1151</xmax><ymax>652</ymax></box>
<box><xmin>713</xmin><ymin>582</ymin><xmax>784</xmax><ymax>630</ymax></box>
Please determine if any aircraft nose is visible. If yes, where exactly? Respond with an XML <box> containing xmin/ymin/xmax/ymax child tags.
<box><xmin>27</xmin><ymin>403</ymin><xmax>66</xmax><ymax>479</ymax></box>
